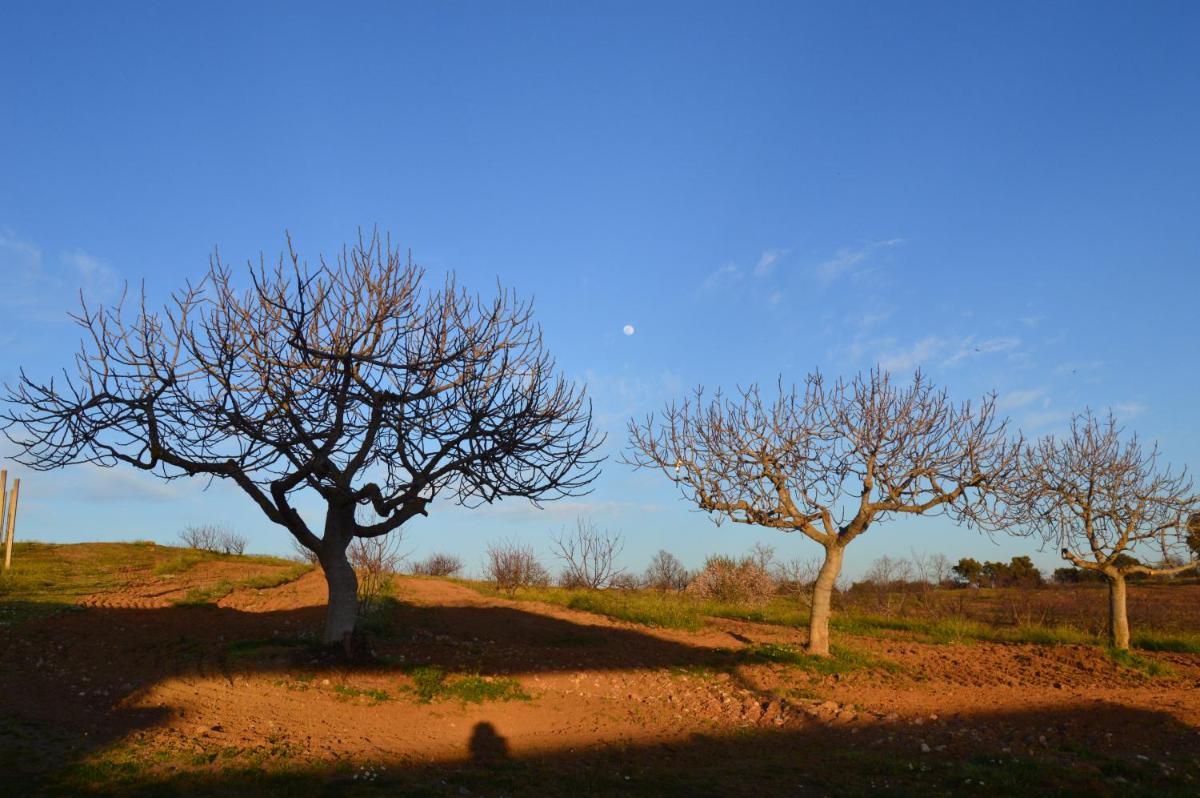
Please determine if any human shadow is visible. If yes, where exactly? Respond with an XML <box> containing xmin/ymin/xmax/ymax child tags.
<box><xmin>468</xmin><ymin>721</ymin><xmax>509</xmax><ymax>765</ymax></box>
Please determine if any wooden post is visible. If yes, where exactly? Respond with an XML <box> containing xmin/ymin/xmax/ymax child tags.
<box><xmin>4</xmin><ymin>478</ymin><xmax>17</xmax><ymax>570</ymax></box>
<box><xmin>0</xmin><ymin>470</ymin><xmax>7</xmax><ymax>568</ymax></box>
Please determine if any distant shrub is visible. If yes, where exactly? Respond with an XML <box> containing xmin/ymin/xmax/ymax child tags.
<box><xmin>550</xmin><ymin>516</ymin><xmax>625</xmax><ymax>590</ymax></box>
<box><xmin>643</xmin><ymin>549</ymin><xmax>690</xmax><ymax>592</ymax></box>
<box><xmin>179</xmin><ymin>524</ymin><xmax>247</xmax><ymax>556</ymax></box>
<box><xmin>349</xmin><ymin>533</ymin><xmax>407</xmax><ymax>617</ymax></box>
<box><xmin>686</xmin><ymin>555</ymin><xmax>774</xmax><ymax>605</ymax></box>
<box><xmin>485</xmin><ymin>540</ymin><xmax>550</xmax><ymax>596</ymax></box>
<box><xmin>412</xmin><ymin>553</ymin><xmax>465</xmax><ymax>577</ymax></box>
<box><xmin>607</xmin><ymin>572</ymin><xmax>642</xmax><ymax>591</ymax></box>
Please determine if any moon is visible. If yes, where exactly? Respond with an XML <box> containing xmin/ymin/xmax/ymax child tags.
<box><xmin>622</xmin><ymin>324</ymin><xmax>635</xmax><ymax>336</ymax></box>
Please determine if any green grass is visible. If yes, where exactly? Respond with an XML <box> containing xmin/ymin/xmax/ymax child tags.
<box><xmin>1130</xmin><ymin>629</ymin><xmax>1200</xmax><ymax>653</ymax></box>
<box><xmin>172</xmin><ymin>563</ymin><xmax>312</xmax><ymax>607</ymax></box>
<box><xmin>332</xmin><ymin>684</ymin><xmax>393</xmax><ymax>704</ymax></box>
<box><xmin>456</xmin><ymin>578</ymin><xmax>1197</xmax><ymax>658</ymax></box>
<box><xmin>154</xmin><ymin>548</ymin><xmax>299</xmax><ymax>577</ymax></box>
<box><xmin>404</xmin><ymin>666</ymin><xmax>531</xmax><ymax>705</ymax></box>
<box><xmin>1107</xmin><ymin>647</ymin><xmax>1174</xmax><ymax>677</ymax></box>
<box><xmin>742</xmin><ymin>642</ymin><xmax>903</xmax><ymax>675</ymax></box>
<box><xmin>226</xmin><ymin>637</ymin><xmax>316</xmax><ymax>659</ymax></box>
<box><xmin>457</xmin><ymin>580</ymin><xmax>708</xmax><ymax>630</ymax></box>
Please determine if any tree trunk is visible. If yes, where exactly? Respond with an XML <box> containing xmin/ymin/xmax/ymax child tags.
<box><xmin>1106</xmin><ymin>572</ymin><xmax>1130</xmax><ymax>651</ymax></box>
<box><xmin>318</xmin><ymin>513</ymin><xmax>358</xmax><ymax>646</ymax></box>
<box><xmin>807</xmin><ymin>544</ymin><xmax>845</xmax><ymax>657</ymax></box>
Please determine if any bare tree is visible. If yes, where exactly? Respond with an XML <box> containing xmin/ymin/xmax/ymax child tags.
<box><xmin>218</xmin><ymin>529</ymin><xmax>248</xmax><ymax>556</ymax></box>
<box><xmin>627</xmin><ymin>369</ymin><xmax>1016</xmax><ymax>655</ymax></box>
<box><xmin>412</xmin><ymin>553</ymin><xmax>464</xmax><ymax>577</ymax></box>
<box><xmin>772</xmin><ymin>556</ymin><xmax>821</xmax><ymax>605</ymax></box>
<box><xmin>550</xmin><ymin>516</ymin><xmax>625</xmax><ymax>589</ymax></box>
<box><xmin>1003</xmin><ymin>410</ymin><xmax>1199</xmax><ymax>650</ymax></box>
<box><xmin>485</xmin><ymin>539</ymin><xmax>551</xmax><ymax>595</ymax></box>
<box><xmin>178</xmin><ymin>523</ymin><xmax>246</xmax><ymax>555</ymax></box>
<box><xmin>864</xmin><ymin>554</ymin><xmax>912</xmax><ymax>586</ymax></box>
<box><xmin>348</xmin><ymin>530</ymin><xmax>407</xmax><ymax>618</ymax></box>
<box><xmin>748</xmin><ymin>541</ymin><xmax>776</xmax><ymax>572</ymax></box>
<box><xmin>179</xmin><ymin>524</ymin><xmax>221</xmax><ymax>551</ymax></box>
<box><xmin>1</xmin><ymin>231</ymin><xmax>603</xmax><ymax>644</ymax></box>
<box><xmin>643</xmin><ymin>549</ymin><xmax>690</xmax><ymax>591</ymax></box>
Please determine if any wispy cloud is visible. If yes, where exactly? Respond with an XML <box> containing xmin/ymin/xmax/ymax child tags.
<box><xmin>1110</xmin><ymin>401</ymin><xmax>1148</xmax><ymax>420</ymax></box>
<box><xmin>998</xmin><ymin>387</ymin><xmax>1047</xmax><ymax>410</ymax></box>
<box><xmin>816</xmin><ymin>238</ymin><xmax>903</xmax><ymax>284</ymax></box>
<box><xmin>701</xmin><ymin>262</ymin><xmax>741</xmax><ymax>291</ymax></box>
<box><xmin>36</xmin><ymin>464</ymin><xmax>187</xmax><ymax>503</ymax></box>
<box><xmin>0</xmin><ymin>230</ymin><xmax>122</xmax><ymax>318</ymax></box>
<box><xmin>942</xmin><ymin>336</ymin><xmax>1021</xmax><ymax>366</ymax></box>
<box><xmin>63</xmin><ymin>248</ymin><xmax>120</xmax><ymax>299</ymax></box>
<box><xmin>469</xmin><ymin>499</ymin><xmax>664</xmax><ymax>523</ymax></box>
<box><xmin>753</xmin><ymin>248</ymin><xmax>788</xmax><ymax>278</ymax></box>
<box><xmin>877</xmin><ymin>336</ymin><xmax>944</xmax><ymax>371</ymax></box>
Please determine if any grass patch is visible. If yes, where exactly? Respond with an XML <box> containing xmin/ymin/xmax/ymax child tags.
<box><xmin>454</xmin><ymin>577</ymin><xmax>1198</xmax><ymax>660</ymax></box>
<box><xmin>742</xmin><ymin>642</ymin><xmax>902</xmax><ymax>675</ymax></box>
<box><xmin>173</xmin><ymin>564</ymin><xmax>313</xmax><ymax>607</ymax></box>
<box><xmin>404</xmin><ymin>666</ymin><xmax>531</xmax><ymax>704</ymax></box>
<box><xmin>1106</xmin><ymin>647</ymin><xmax>1173</xmax><ymax>677</ymax></box>
<box><xmin>456</xmin><ymin>579</ymin><xmax>707</xmax><ymax>630</ymax></box>
<box><xmin>331</xmin><ymin>684</ymin><xmax>393</xmax><ymax>704</ymax></box>
<box><xmin>1131</xmin><ymin>629</ymin><xmax>1200</xmax><ymax>653</ymax></box>
<box><xmin>226</xmin><ymin>638</ymin><xmax>315</xmax><ymax>661</ymax></box>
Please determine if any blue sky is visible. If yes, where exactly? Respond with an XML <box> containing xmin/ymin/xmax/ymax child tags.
<box><xmin>2</xmin><ymin>1</ymin><xmax>1198</xmax><ymax>580</ymax></box>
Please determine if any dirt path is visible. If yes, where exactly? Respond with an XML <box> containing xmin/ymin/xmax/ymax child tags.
<box><xmin>2</xmin><ymin>565</ymin><xmax>1198</xmax><ymax>794</ymax></box>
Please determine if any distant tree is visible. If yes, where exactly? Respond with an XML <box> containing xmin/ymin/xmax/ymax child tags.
<box><xmin>952</xmin><ymin>557</ymin><xmax>984</xmax><ymax>587</ymax></box>
<box><xmin>686</xmin><ymin>555</ymin><xmax>775</xmax><ymax>605</ymax></box>
<box><xmin>1</xmin><ymin>231</ymin><xmax>602</xmax><ymax>645</ymax></box>
<box><xmin>485</xmin><ymin>539</ymin><xmax>551</xmax><ymax>595</ymax></box>
<box><xmin>412</xmin><ymin>553</ymin><xmax>464</xmax><ymax>578</ymax></box>
<box><xmin>1006</xmin><ymin>555</ymin><xmax>1042</xmax><ymax>587</ymax></box>
<box><xmin>627</xmin><ymin>369</ymin><xmax>1017</xmax><ymax>655</ymax></box>
<box><xmin>1189</xmin><ymin>512</ymin><xmax>1200</xmax><ymax>561</ymax></box>
<box><xmin>1002</xmin><ymin>410</ymin><xmax>1199</xmax><ymax>649</ymax></box>
<box><xmin>550</xmin><ymin>516</ymin><xmax>625</xmax><ymax>590</ymax></box>
<box><xmin>643</xmin><ymin>549</ymin><xmax>690</xmax><ymax>592</ymax></box>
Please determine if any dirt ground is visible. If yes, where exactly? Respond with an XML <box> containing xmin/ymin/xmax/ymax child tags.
<box><xmin>1</xmin><ymin>551</ymin><xmax>1198</xmax><ymax>796</ymax></box>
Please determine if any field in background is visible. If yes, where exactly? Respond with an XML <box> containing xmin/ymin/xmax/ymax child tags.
<box><xmin>1</xmin><ymin>542</ymin><xmax>1198</xmax><ymax>796</ymax></box>
<box><xmin>455</xmin><ymin>577</ymin><xmax>1200</xmax><ymax>654</ymax></box>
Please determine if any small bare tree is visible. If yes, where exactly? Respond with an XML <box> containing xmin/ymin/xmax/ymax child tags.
<box><xmin>485</xmin><ymin>539</ymin><xmax>550</xmax><ymax>595</ymax></box>
<box><xmin>643</xmin><ymin>549</ymin><xmax>690</xmax><ymax>591</ymax></box>
<box><xmin>218</xmin><ymin>529</ymin><xmax>248</xmax><ymax>556</ymax></box>
<box><xmin>772</xmin><ymin>556</ymin><xmax>821</xmax><ymax>605</ymax></box>
<box><xmin>412</xmin><ymin>553</ymin><xmax>464</xmax><ymax>577</ymax></box>
<box><xmin>178</xmin><ymin>523</ymin><xmax>246</xmax><ymax>555</ymax></box>
<box><xmin>349</xmin><ymin>530</ymin><xmax>407</xmax><ymax>618</ymax></box>
<box><xmin>550</xmin><ymin>516</ymin><xmax>625</xmax><ymax>589</ymax></box>
<box><xmin>2</xmin><ymin>231</ymin><xmax>602</xmax><ymax>644</ymax></box>
<box><xmin>1003</xmin><ymin>410</ymin><xmax>1199</xmax><ymax>650</ymax></box>
<box><xmin>627</xmin><ymin>369</ymin><xmax>1016</xmax><ymax>655</ymax></box>
<box><xmin>179</xmin><ymin>524</ymin><xmax>220</xmax><ymax>551</ymax></box>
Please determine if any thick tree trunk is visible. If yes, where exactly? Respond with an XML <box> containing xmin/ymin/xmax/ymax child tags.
<box><xmin>1106</xmin><ymin>572</ymin><xmax>1130</xmax><ymax>651</ymax></box>
<box><xmin>318</xmin><ymin>510</ymin><xmax>358</xmax><ymax>646</ymax></box>
<box><xmin>807</xmin><ymin>544</ymin><xmax>845</xmax><ymax>657</ymax></box>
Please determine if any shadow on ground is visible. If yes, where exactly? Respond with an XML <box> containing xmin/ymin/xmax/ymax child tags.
<box><xmin>1</xmin><ymin>598</ymin><xmax>1197</xmax><ymax>796</ymax></box>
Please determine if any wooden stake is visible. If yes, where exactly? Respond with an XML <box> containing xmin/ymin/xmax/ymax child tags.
<box><xmin>0</xmin><ymin>470</ymin><xmax>7</xmax><ymax>568</ymax></box>
<box><xmin>4</xmin><ymin>478</ymin><xmax>17</xmax><ymax>570</ymax></box>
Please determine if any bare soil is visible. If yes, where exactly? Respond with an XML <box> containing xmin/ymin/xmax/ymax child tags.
<box><xmin>1</xmin><ymin>548</ymin><xmax>1197</xmax><ymax>796</ymax></box>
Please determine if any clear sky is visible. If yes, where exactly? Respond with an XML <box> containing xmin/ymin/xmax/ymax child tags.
<box><xmin>2</xmin><ymin>1</ymin><xmax>1198</xmax><ymax>580</ymax></box>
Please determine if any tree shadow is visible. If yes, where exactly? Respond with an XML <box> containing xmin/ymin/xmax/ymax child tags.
<box><xmin>1</xmin><ymin>597</ymin><xmax>1197</xmax><ymax>795</ymax></box>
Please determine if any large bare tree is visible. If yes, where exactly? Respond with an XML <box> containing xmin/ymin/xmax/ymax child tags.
<box><xmin>1</xmin><ymin>231</ymin><xmax>603</xmax><ymax>644</ymax></box>
<box><xmin>1004</xmin><ymin>410</ymin><xmax>1198</xmax><ymax>650</ymax></box>
<box><xmin>626</xmin><ymin>369</ymin><xmax>1016</xmax><ymax>656</ymax></box>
